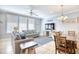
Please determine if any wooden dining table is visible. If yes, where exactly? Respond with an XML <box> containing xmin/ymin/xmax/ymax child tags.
<box><xmin>60</xmin><ymin>34</ymin><xmax>76</xmax><ymax>41</ymax></box>
<box><xmin>60</xmin><ymin>34</ymin><xmax>77</xmax><ymax>48</ymax></box>
<box><xmin>60</xmin><ymin>34</ymin><xmax>77</xmax><ymax>53</ymax></box>
<box><xmin>52</xmin><ymin>31</ymin><xmax>78</xmax><ymax>54</ymax></box>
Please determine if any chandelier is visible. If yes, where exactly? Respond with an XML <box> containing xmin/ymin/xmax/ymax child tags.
<box><xmin>58</xmin><ymin>5</ymin><xmax>68</xmax><ymax>21</ymax></box>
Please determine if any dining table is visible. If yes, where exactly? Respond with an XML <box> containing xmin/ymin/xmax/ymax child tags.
<box><xmin>60</xmin><ymin>34</ymin><xmax>77</xmax><ymax>53</ymax></box>
<box><xmin>60</xmin><ymin>34</ymin><xmax>77</xmax><ymax>49</ymax></box>
<box><xmin>60</xmin><ymin>33</ymin><xmax>77</xmax><ymax>41</ymax></box>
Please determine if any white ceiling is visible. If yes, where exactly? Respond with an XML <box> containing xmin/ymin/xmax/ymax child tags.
<box><xmin>0</xmin><ymin>5</ymin><xmax>79</xmax><ymax>18</ymax></box>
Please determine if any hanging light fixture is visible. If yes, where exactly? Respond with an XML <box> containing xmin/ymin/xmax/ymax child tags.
<box><xmin>58</xmin><ymin>5</ymin><xmax>68</xmax><ymax>21</ymax></box>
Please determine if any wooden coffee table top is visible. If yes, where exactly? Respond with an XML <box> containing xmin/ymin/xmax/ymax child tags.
<box><xmin>20</xmin><ymin>41</ymin><xmax>38</xmax><ymax>49</ymax></box>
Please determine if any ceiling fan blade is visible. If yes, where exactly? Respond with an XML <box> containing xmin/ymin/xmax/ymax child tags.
<box><xmin>32</xmin><ymin>12</ymin><xmax>38</xmax><ymax>16</ymax></box>
<box><xmin>25</xmin><ymin>8</ymin><xmax>39</xmax><ymax>16</ymax></box>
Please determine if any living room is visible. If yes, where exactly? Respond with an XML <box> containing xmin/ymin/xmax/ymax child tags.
<box><xmin>0</xmin><ymin>5</ymin><xmax>79</xmax><ymax>54</ymax></box>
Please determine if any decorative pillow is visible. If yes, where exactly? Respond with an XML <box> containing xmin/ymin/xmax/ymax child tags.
<box><xmin>15</xmin><ymin>35</ymin><xmax>21</xmax><ymax>40</ymax></box>
<box><xmin>20</xmin><ymin>32</ymin><xmax>26</xmax><ymax>39</ymax></box>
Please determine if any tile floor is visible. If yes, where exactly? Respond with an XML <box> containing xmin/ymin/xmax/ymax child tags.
<box><xmin>0</xmin><ymin>38</ymin><xmax>13</xmax><ymax>54</ymax></box>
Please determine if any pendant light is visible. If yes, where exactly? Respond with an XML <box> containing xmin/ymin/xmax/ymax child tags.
<box><xmin>58</xmin><ymin>5</ymin><xmax>68</xmax><ymax>21</ymax></box>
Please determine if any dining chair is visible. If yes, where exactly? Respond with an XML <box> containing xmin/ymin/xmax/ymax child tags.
<box><xmin>53</xmin><ymin>31</ymin><xmax>77</xmax><ymax>54</ymax></box>
<box><xmin>68</xmin><ymin>31</ymin><xmax>75</xmax><ymax>36</ymax></box>
<box><xmin>54</xmin><ymin>36</ymin><xmax>69</xmax><ymax>54</ymax></box>
<box><xmin>66</xmin><ymin>40</ymin><xmax>77</xmax><ymax>54</ymax></box>
<box><xmin>54</xmin><ymin>36</ymin><xmax>59</xmax><ymax>54</ymax></box>
<box><xmin>52</xmin><ymin>31</ymin><xmax>62</xmax><ymax>53</ymax></box>
<box><xmin>58</xmin><ymin>36</ymin><xmax>67</xmax><ymax>54</ymax></box>
<box><xmin>55</xmin><ymin>36</ymin><xmax>77</xmax><ymax>54</ymax></box>
<box><xmin>67</xmin><ymin>31</ymin><xmax>77</xmax><ymax>53</ymax></box>
<box><xmin>52</xmin><ymin>31</ymin><xmax>61</xmax><ymax>41</ymax></box>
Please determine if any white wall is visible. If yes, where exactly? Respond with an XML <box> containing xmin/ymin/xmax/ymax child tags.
<box><xmin>0</xmin><ymin>13</ymin><xmax>6</xmax><ymax>38</ymax></box>
<box><xmin>0</xmin><ymin>13</ymin><xmax>12</xmax><ymax>39</ymax></box>
<box><xmin>41</xmin><ymin>11</ymin><xmax>79</xmax><ymax>37</ymax></box>
<box><xmin>41</xmin><ymin>17</ymin><xmax>56</xmax><ymax>36</ymax></box>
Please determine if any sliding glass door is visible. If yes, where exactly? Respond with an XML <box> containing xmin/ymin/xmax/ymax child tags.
<box><xmin>28</xmin><ymin>18</ymin><xmax>35</xmax><ymax>30</ymax></box>
<box><xmin>19</xmin><ymin>16</ymin><xmax>27</xmax><ymax>32</ymax></box>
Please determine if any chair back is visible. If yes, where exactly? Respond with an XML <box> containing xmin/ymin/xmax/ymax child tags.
<box><xmin>59</xmin><ymin>36</ymin><xmax>66</xmax><ymax>48</ymax></box>
<box><xmin>68</xmin><ymin>31</ymin><xmax>75</xmax><ymax>36</ymax></box>
<box><xmin>54</xmin><ymin>35</ymin><xmax>67</xmax><ymax>53</ymax></box>
<box><xmin>54</xmin><ymin>32</ymin><xmax>61</xmax><ymax>36</ymax></box>
<box><xmin>54</xmin><ymin>36</ymin><xmax>60</xmax><ymax>48</ymax></box>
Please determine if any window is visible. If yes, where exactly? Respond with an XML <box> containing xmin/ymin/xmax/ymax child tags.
<box><xmin>6</xmin><ymin>13</ymin><xmax>41</xmax><ymax>33</ymax></box>
<box><xmin>6</xmin><ymin>14</ymin><xmax>18</xmax><ymax>33</ymax></box>
<box><xmin>28</xmin><ymin>18</ymin><xmax>35</xmax><ymax>30</ymax></box>
<box><xmin>19</xmin><ymin>16</ymin><xmax>27</xmax><ymax>32</ymax></box>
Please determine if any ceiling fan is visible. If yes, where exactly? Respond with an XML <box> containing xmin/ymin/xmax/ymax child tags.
<box><xmin>29</xmin><ymin>9</ymin><xmax>38</xmax><ymax>16</ymax></box>
<box><xmin>24</xmin><ymin>6</ymin><xmax>39</xmax><ymax>17</ymax></box>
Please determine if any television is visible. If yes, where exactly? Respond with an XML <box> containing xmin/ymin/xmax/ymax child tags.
<box><xmin>45</xmin><ymin>23</ymin><xmax>55</xmax><ymax>30</ymax></box>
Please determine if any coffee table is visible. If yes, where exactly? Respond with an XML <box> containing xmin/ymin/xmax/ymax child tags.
<box><xmin>20</xmin><ymin>41</ymin><xmax>38</xmax><ymax>54</ymax></box>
